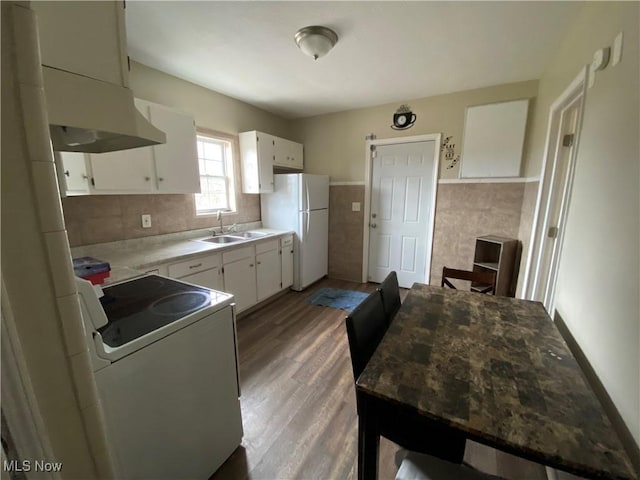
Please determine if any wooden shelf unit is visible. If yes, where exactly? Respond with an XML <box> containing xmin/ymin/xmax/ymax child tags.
<box><xmin>472</xmin><ymin>235</ymin><xmax>520</xmax><ymax>297</ymax></box>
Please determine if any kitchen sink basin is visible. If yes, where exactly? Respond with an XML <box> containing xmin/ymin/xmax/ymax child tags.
<box><xmin>199</xmin><ymin>236</ymin><xmax>243</xmax><ymax>244</ymax></box>
<box><xmin>229</xmin><ymin>231</ymin><xmax>268</xmax><ymax>239</ymax></box>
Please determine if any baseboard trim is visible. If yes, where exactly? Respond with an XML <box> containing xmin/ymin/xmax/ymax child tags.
<box><xmin>554</xmin><ymin>311</ymin><xmax>640</xmax><ymax>475</ymax></box>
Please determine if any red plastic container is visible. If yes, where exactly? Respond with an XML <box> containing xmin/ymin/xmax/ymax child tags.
<box><xmin>84</xmin><ymin>271</ymin><xmax>111</xmax><ymax>285</ymax></box>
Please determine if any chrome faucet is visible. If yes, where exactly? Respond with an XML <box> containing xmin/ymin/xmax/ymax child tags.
<box><xmin>215</xmin><ymin>211</ymin><xmax>223</xmax><ymax>236</ymax></box>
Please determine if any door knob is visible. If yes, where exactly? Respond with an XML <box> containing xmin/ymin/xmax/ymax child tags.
<box><xmin>371</xmin><ymin>223</ymin><xmax>377</xmax><ymax>228</ymax></box>
<box><xmin>371</xmin><ymin>213</ymin><xmax>377</xmax><ymax>218</ymax></box>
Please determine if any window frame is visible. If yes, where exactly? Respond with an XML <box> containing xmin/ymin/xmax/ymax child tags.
<box><xmin>194</xmin><ymin>130</ymin><xmax>237</xmax><ymax>216</ymax></box>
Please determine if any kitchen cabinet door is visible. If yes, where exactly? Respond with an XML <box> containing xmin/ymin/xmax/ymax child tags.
<box><xmin>178</xmin><ymin>267</ymin><xmax>223</xmax><ymax>291</ymax></box>
<box><xmin>56</xmin><ymin>151</ymin><xmax>91</xmax><ymax>195</ymax></box>
<box><xmin>32</xmin><ymin>1</ymin><xmax>128</xmax><ymax>87</ymax></box>
<box><xmin>148</xmin><ymin>102</ymin><xmax>200</xmax><ymax>194</ymax></box>
<box><xmin>281</xmin><ymin>235</ymin><xmax>294</xmax><ymax>289</ymax></box>
<box><xmin>239</xmin><ymin>131</ymin><xmax>274</xmax><ymax>194</ymax></box>
<box><xmin>275</xmin><ymin>138</ymin><xmax>303</xmax><ymax>170</ymax></box>
<box><xmin>223</xmin><ymin>258</ymin><xmax>257</xmax><ymax>313</ymax></box>
<box><xmin>256</xmin><ymin>249</ymin><xmax>281</xmax><ymax>301</ymax></box>
<box><xmin>89</xmin><ymin>147</ymin><xmax>154</xmax><ymax>193</ymax></box>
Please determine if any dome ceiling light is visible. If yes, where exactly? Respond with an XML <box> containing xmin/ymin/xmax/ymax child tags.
<box><xmin>294</xmin><ymin>26</ymin><xmax>338</xmax><ymax>60</ymax></box>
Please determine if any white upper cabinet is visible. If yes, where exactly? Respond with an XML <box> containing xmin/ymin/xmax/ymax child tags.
<box><xmin>239</xmin><ymin>131</ymin><xmax>275</xmax><ymax>194</ymax></box>
<box><xmin>144</xmin><ymin>101</ymin><xmax>200</xmax><ymax>194</ymax></box>
<box><xmin>33</xmin><ymin>1</ymin><xmax>129</xmax><ymax>87</ymax></box>
<box><xmin>90</xmin><ymin>144</ymin><xmax>154</xmax><ymax>193</ymax></box>
<box><xmin>459</xmin><ymin>99</ymin><xmax>529</xmax><ymax>178</ymax></box>
<box><xmin>274</xmin><ymin>138</ymin><xmax>304</xmax><ymax>170</ymax></box>
<box><xmin>239</xmin><ymin>131</ymin><xmax>304</xmax><ymax>194</ymax></box>
<box><xmin>56</xmin><ymin>99</ymin><xmax>200</xmax><ymax>196</ymax></box>
<box><xmin>55</xmin><ymin>152</ymin><xmax>91</xmax><ymax>196</ymax></box>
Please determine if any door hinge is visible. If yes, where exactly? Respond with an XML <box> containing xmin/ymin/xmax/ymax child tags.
<box><xmin>90</xmin><ymin>177</ymin><xmax>95</xmax><ymax>186</ymax></box>
<box><xmin>221</xmin><ymin>267</ymin><xmax>225</xmax><ymax>274</ymax></box>
<box><xmin>370</xmin><ymin>145</ymin><xmax>377</xmax><ymax>158</ymax></box>
<box><xmin>365</xmin><ymin>133</ymin><xmax>377</xmax><ymax>141</ymax></box>
<box><xmin>548</xmin><ymin>226</ymin><xmax>559</xmax><ymax>238</ymax></box>
<box><xmin>562</xmin><ymin>134</ymin><xmax>574</xmax><ymax>147</ymax></box>
<box><xmin>280</xmin><ymin>282</ymin><xmax>282</xmax><ymax>288</ymax></box>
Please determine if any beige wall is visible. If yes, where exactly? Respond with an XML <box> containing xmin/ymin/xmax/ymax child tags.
<box><xmin>432</xmin><ymin>182</ymin><xmax>525</xmax><ymax>288</ymax></box>
<box><xmin>328</xmin><ymin>185</ymin><xmax>365</xmax><ymax>282</ymax></box>
<box><xmin>130</xmin><ymin>61</ymin><xmax>292</xmax><ymax>139</ymax></box>
<box><xmin>292</xmin><ymin>80</ymin><xmax>538</xmax><ymax>182</ymax></box>
<box><xmin>63</xmin><ymin>63</ymin><xmax>291</xmax><ymax>246</ymax></box>
<box><xmin>523</xmin><ymin>2</ymin><xmax>639</xmax><ymax>448</ymax></box>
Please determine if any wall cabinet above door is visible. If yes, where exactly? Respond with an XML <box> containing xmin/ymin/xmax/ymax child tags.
<box><xmin>55</xmin><ymin>99</ymin><xmax>200</xmax><ymax>196</ymax></box>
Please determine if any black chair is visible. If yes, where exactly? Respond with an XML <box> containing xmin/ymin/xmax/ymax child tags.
<box><xmin>441</xmin><ymin>267</ymin><xmax>496</xmax><ymax>295</ymax></box>
<box><xmin>345</xmin><ymin>290</ymin><xmax>388</xmax><ymax>379</ymax></box>
<box><xmin>345</xmin><ymin>290</ymin><xmax>466</xmax><ymax>466</ymax></box>
<box><xmin>378</xmin><ymin>271</ymin><xmax>401</xmax><ymax>325</ymax></box>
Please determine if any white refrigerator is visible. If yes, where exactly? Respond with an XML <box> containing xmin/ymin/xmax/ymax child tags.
<box><xmin>261</xmin><ymin>174</ymin><xmax>329</xmax><ymax>291</ymax></box>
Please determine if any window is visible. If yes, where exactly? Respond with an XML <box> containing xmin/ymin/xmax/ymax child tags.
<box><xmin>194</xmin><ymin>133</ymin><xmax>236</xmax><ymax>215</ymax></box>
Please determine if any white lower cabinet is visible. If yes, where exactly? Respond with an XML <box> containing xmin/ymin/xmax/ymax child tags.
<box><xmin>281</xmin><ymin>235</ymin><xmax>294</xmax><ymax>289</ymax></box>
<box><xmin>222</xmin><ymin>246</ymin><xmax>257</xmax><ymax>313</ymax></box>
<box><xmin>161</xmin><ymin>234</ymin><xmax>292</xmax><ymax>314</ymax></box>
<box><xmin>256</xmin><ymin>240</ymin><xmax>281</xmax><ymax>301</ymax></box>
<box><xmin>168</xmin><ymin>253</ymin><xmax>222</xmax><ymax>291</ymax></box>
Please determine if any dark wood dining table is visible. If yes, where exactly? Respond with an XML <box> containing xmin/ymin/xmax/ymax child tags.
<box><xmin>356</xmin><ymin>283</ymin><xmax>637</xmax><ymax>480</ymax></box>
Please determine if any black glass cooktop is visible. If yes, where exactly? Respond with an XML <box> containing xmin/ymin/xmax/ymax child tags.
<box><xmin>98</xmin><ymin>275</ymin><xmax>225</xmax><ymax>348</ymax></box>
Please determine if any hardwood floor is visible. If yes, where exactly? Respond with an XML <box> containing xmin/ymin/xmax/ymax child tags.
<box><xmin>211</xmin><ymin>278</ymin><xmax>548</xmax><ymax>480</ymax></box>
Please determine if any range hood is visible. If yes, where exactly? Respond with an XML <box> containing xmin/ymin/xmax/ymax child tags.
<box><xmin>43</xmin><ymin>66</ymin><xmax>166</xmax><ymax>153</ymax></box>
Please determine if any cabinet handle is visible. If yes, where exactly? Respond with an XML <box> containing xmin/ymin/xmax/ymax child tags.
<box><xmin>249</xmin><ymin>264</ymin><xmax>254</xmax><ymax>267</ymax></box>
<box><xmin>189</xmin><ymin>263</ymin><xmax>203</xmax><ymax>269</ymax></box>
<box><xmin>158</xmin><ymin>177</ymin><xmax>164</xmax><ymax>182</ymax></box>
<box><xmin>64</xmin><ymin>170</ymin><xmax>70</xmax><ymax>177</ymax></box>
<box><xmin>145</xmin><ymin>176</ymin><xmax>150</xmax><ymax>181</ymax></box>
<box><xmin>82</xmin><ymin>174</ymin><xmax>88</xmax><ymax>180</ymax></box>
<box><xmin>257</xmin><ymin>261</ymin><xmax>262</xmax><ymax>265</ymax></box>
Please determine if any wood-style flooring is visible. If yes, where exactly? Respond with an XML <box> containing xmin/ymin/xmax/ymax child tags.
<box><xmin>211</xmin><ymin>278</ymin><xmax>548</xmax><ymax>480</ymax></box>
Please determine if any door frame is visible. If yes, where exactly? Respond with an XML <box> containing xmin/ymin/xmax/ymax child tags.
<box><xmin>362</xmin><ymin>133</ymin><xmax>442</xmax><ymax>283</ymax></box>
<box><xmin>522</xmin><ymin>66</ymin><xmax>588</xmax><ymax>309</ymax></box>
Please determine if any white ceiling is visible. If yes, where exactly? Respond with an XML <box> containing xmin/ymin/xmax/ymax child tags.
<box><xmin>125</xmin><ymin>1</ymin><xmax>582</xmax><ymax>119</ymax></box>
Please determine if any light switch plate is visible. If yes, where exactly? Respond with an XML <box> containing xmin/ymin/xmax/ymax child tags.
<box><xmin>141</xmin><ymin>214</ymin><xmax>152</xmax><ymax>228</ymax></box>
<box><xmin>352</xmin><ymin>202</ymin><xmax>361</xmax><ymax>212</ymax></box>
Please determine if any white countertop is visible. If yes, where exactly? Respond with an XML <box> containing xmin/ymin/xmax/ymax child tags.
<box><xmin>71</xmin><ymin>226</ymin><xmax>293</xmax><ymax>285</ymax></box>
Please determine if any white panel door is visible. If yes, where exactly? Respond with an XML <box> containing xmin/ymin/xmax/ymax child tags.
<box><xmin>368</xmin><ymin>141</ymin><xmax>437</xmax><ymax>288</ymax></box>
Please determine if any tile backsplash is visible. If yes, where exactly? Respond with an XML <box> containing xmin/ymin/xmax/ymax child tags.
<box><xmin>62</xmin><ymin>193</ymin><xmax>260</xmax><ymax>247</ymax></box>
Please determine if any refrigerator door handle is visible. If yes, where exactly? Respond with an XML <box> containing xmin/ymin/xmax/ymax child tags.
<box><xmin>304</xmin><ymin>211</ymin><xmax>310</xmax><ymax>236</ymax></box>
<box><xmin>305</xmin><ymin>179</ymin><xmax>310</xmax><ymax>212</ymax></box>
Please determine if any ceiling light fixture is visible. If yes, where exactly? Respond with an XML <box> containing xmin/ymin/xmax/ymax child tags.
<box><xmin>294</xmin><ymin>26</ymin><xmax>338</xmax><ymax>60</ymax></box>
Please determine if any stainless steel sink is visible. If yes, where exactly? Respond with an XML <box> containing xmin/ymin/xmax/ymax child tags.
<box><xmin>199</xmin><ymin>236</ymin><xmax>243</xmax><ymax>244</ymax></box>
<box><xmin>229</xmin><ymin>231</ymin><xmax>268</xmax><ymax>239</ymax></box>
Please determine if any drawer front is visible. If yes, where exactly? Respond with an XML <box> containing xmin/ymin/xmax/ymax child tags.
<box><xmin>222</xmin><ymin>245</ymin><xmax>255</xmax><ymax>264</ymax></box>
<box><xmin>255</xmin><ymin>239</ymin><xmax>278</xmax><ymax>255</ymax></box>
<box><xmin>280</xmin><ymin>235</ymin><xmax>293</xmax><ymax>248</ymax></box>
<box><xmin>168</xmin><ymin>253</ymin><xmax>220</xmax><ymax>278</ymax></box>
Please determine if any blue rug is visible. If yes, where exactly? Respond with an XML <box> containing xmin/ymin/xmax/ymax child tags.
<box><xmin>307</xmin><ymin>287</ymin><xmax>369</xmax><ymax>313</ymax></box>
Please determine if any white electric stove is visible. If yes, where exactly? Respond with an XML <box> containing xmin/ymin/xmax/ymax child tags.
<box><xmin>76</xmin><ymin>274</ymin><xmax>243</xmax><ymax>480</ymax></box>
